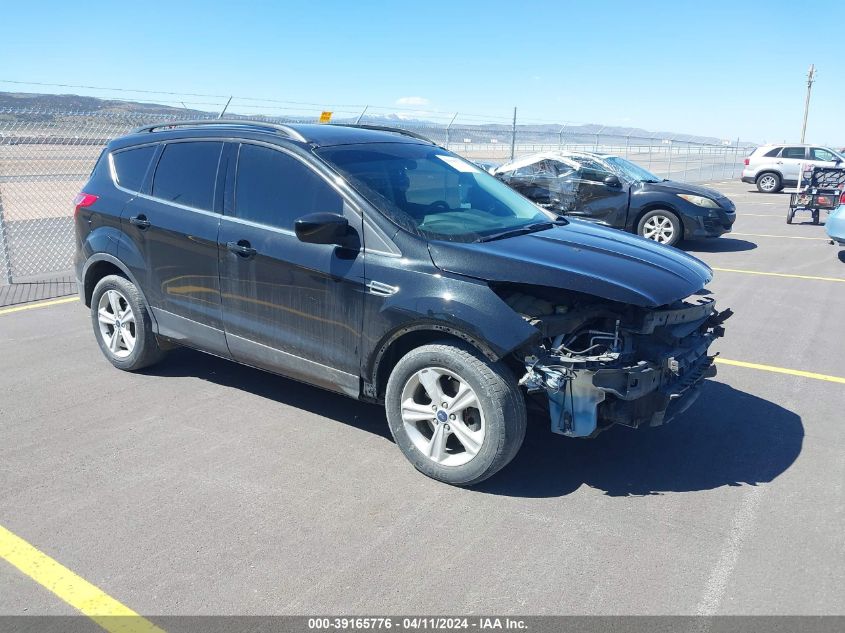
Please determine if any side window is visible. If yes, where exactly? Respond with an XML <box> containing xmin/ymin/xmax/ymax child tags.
<box><xmin>112</xmin><ymin>145</ymin><xmax>156</xmax><ymax>192</ymax></box>
<box><xmin>763</xmin><ymin>147</ymin><xmax>783</xmax><ymax>157</ymax></box>
<box><xmin>553</xmin><ymin>161</ymin><xmax>576</xmax><ymax>178</ymax></box>
<box><xmin>152</xmin><ymin>142</ymin><xmax>223</xmax><ymax>211</ymax></box>
<box><xmin>578</xmin><ymin>167</ymin><xmax>613</xmax><ymax>183</ymax></box>
<box><xmin>781</xmin><ymin>147</ymin><xmax>807</xmax><ymax>159</ymax></box>
<box><xmin>234</xmin><ymin>144</ymin><xmax>343</xmax><ymax>229</ymax></box>
<box><xmin>511</xmin><ymin>164</ymin><xmax>540</xmax><ymax>177</ymax></box>
<box><xmin>810</xmin><ymin>148</ymin><xmax>836</xmax><ymax>161</ymax></box>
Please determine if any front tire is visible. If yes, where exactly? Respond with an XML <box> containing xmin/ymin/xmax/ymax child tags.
<box><xmin>756</xmin><ymin>172</ymin><xmax>782</xmax><ymax>193</ymax></box>
<box><xmin>90</xmin><ymin>275</ymin><xmax>166</xmax><ymax>371</ymax></box>
<box><xmin>385</xmin><ymin>341</ymin><xmax>526</xmax><ymax>486</ymax></box>
<box><xmin>637</xmin><ymin>209</ymin><xmax>682</xmax><ymax>246</ymax></box>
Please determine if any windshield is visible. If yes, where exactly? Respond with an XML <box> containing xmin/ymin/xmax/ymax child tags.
<box><xmin>604</xmin><ymin>156</ymin><xmax>661</xmax><ymax>183</ymax></box>
<box><xmin>316</xmin><ymin>143</ymin><xmax>554</xmax><ymax>242</ymax></box>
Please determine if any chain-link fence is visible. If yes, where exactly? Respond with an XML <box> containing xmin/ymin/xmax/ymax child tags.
<box><xmin>0</xmin><ymin>108</ymin><xmax>755</xmax><ymax>283</ymax></box>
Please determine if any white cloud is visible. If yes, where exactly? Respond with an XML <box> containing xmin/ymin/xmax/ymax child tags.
<box><xmin>396</xmin><ymin>96</ymin><xmax>430</xmax><ymax>106</ymax></box>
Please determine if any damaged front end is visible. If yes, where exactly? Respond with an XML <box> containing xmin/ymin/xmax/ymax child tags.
<box><xmin>502</xmin><ymin>286</ymin><xmax>732</xmax><ymax>438</ymax></box>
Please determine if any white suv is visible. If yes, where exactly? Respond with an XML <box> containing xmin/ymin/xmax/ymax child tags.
<box><xmin>741</xmin><ymin>144</ymin><xmax>844</xmax><ymax>193</ymax></box>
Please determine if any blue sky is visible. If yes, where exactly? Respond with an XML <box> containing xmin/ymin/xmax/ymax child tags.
<box><xmin>3</xmin><ymin>0</ymin><xmax>844</xmax><ymax>144</ymax></box>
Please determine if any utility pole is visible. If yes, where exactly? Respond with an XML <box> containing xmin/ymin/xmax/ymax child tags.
<box><xmin>800</xmin><ymin>64</ymin><xmax>816</xmax><ymax>143</ymax></box>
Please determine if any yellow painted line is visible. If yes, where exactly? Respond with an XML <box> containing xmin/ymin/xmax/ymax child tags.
<box><xmin>0</xmin><ymin>296</ymin><xmax>78</xmax><ymax>316</ymax></box>
<box><xmin>0</xmin><ymin>524</ymin><xmax>165</xmax><ymax>633</ymax></box>
<box><xmin>731</xmin><ymin>232</ymin><xmax>830</xmax><ymax>241</ymax></box>
<box><xmin>712</xmin><ymin>267</ymin><xmax>845</xmax><ymax>282</ymax></box>
<box><xmin>716</xmin><ymin>358</ymin><xmax>845</xmax><ymax>385</ymax></box>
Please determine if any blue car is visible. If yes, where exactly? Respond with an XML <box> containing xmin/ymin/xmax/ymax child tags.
<box><xmin>827</xmin><ymin>193</ymin><xmax>845</xmax><ymax>257</ymax></box>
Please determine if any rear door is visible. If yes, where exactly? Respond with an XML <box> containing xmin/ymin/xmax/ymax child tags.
<box><xmin>778</xmin><ymin>146</ymin><xmax>808</xmax><ymax>183</ymax></box>
<box><xmin>218</xmin><ymin>142</ymin><xmax>364</xmax><ymax>396</ymax></box>
<box><xmin>121</xmin><ymin>140</ymin><xmax>227</xmax><ymax>354</ymax></box>
<box><xmin>809</xmin><ymin>147</ymin><xmax>841</xmax><ymax>167</ymax></box>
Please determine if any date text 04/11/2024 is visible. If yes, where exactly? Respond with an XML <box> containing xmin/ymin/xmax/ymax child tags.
<box><xmin>307</xmin><ymin>617</ymin><xmax>528</xmax><ymax>630</ymax></box>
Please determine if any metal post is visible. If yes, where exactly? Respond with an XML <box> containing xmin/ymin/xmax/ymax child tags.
<box><xmin>731</xmin><ymin>137</ymin><xmax>740</xmax><ymax>179</ymax></box>
<box><xmin>800</xmin><ymin>64</ymin><xmax>816</xmax><ymax>143</ymax></box>
<box><xmin>666</xmin><ymin>140</ymin><xmax>673</xmax><ymax>180</ymax></box>
<box><xmin>0</xmin><ymin>185</ymin><xmax>13</xmax><ymax>285</ymax></box>
<box><xmin>354</xmin><ymin>105</ymin><xmax>369</xmax><ymax>124</ymax></box>
<box><xmin>624</xmin><ymin>135</ymin><xmax>630</xmax><ymax>159</ymax></box>
<box><xmin>510</xmin><ymin>107</ymin><xmax>517</xmax><ymax>161</ymax></box>
<box><xmin>446</xmin><ymin>112</ymin><xmax>458</xmax><ymax>151</ymax></box>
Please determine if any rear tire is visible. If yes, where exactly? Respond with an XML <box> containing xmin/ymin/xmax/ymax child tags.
<box><xmin>812</xmin><ymin>210</ymin><xmax>820</xmax><ymax>225</ymax></box>
<box><xmin>786</xmin><ymin>208</ymin><xmax>794</xmax><ymax>224</ymax></box>
<box><xmin>385</xmin><ymin>341</ymin><xmax>526</xmax><ymax>486</ymax></box>
<box><xmin>756</xmin><ymin>172</ymin><xmax>782</xmax><ymax>193</ymax></box>
<box><xmin>90</xmin><ymin>275</ymin><xmax>166</xmax><ymax>371</ymax></box>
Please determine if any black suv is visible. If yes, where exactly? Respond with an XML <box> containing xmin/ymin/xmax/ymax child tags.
<box><xmin>75</xmin><ymin>120</ymin><xmax>730</xmax><ymax>485</ymax></box>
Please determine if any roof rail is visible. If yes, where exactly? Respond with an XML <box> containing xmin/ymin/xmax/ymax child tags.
<box><xmin>340</xmin><ymin>124</ymin><xmax>435</xmax><ymax>144</ymax></box>
<box><xmin>133</xmin><ymin>119</ymin><xmax>308</xmax><ymax>143</ymax></box>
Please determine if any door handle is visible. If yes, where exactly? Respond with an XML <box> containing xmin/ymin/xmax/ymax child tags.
<box><xmin>227</xmin><ymin>240</ymin><xmax>257</xmax><ymax>258</ymax></box>
<box><xmin>776</xmin><ymin>161</ymin><xmax>784</xmax><ymax>165</ymax></box>
<box><xmin>129</xmin><ymin>215</ymin><xmax>150</xmax><ymax>229</ymax></box>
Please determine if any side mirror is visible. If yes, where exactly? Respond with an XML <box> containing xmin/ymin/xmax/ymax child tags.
<box><xmin>603</xmin><ymin>175</ymin><xmax>622</xmax><ymax>188</ymax></box>
<box><xmin>295</xmin><ymin>212</ymin><xmax>351</xmax><ymax>246</ymax></box>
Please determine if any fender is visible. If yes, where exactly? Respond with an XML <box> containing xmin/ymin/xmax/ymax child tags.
<box><xmin>626</xmin><ymin>196</ymin><xmax>685</xmax><ymax>233</ymax></box>
<box><xmin>363</xmin><ymin>296</ymin><xmax>540</xmax><ymax>400</ymax></box>
<box><xmin>81</xmin><ymin>252</ymin><xmax>158</xmax><ymax>330</ymax></box>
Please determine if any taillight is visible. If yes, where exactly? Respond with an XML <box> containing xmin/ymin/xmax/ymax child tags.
<box><xmin>840</xmin><ymin>192</ymin><xmax>845</xmax><ymax>205</ymax></box>
<box><xmin>73</xmin><ymin>192</ymin><xmax>98</xmax><ymax>218</ymax></box>
<box><xmin>743</xmin><ymin>158</ymin><xmax>750</xmax><ymax>166</ymax></box>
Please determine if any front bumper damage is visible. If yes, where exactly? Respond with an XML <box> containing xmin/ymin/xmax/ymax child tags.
<box><xmin>518</xmin><ymin>297</ymin><xmax>732</xmax><ymax>437</ymax></box>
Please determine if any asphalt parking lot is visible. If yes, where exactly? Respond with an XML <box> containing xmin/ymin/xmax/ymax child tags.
<box><xmin>1</xmin><ymin>180</ymin><xmax>843</xmax><ymax>620</ymax></box>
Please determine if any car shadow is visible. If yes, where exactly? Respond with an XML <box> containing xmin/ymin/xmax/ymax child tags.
<box><xmin>142</xmin><ymin>348</ymin><xmax>393</xmax><ymax>441</ymax></box>
<box><xmin>144</xmin><ymin>353</ymin><xmax>803</xmax><ymax>499</ymax></box>
<box><xmin>477</xmin><ymin>381</ymin><xmax>803</xmax><ymax>498</ymax></box>
<box><xmin>682</xmin><ymin>238</ymin><xmax>757</xmax><ymax>253</ymax></box>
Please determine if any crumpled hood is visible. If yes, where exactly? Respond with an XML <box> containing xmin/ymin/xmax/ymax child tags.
<box><xmin>428</xmin><ymin>220</ymin><xmax>713</xmax><ymax>307</ymax></box>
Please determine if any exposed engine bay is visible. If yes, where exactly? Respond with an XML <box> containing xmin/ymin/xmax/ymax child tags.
<box><xmin>496</xmin><ymin>284</ymin><xmax>732</xmax><ymax>437</ymax></box>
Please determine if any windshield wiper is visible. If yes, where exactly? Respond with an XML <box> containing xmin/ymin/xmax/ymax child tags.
<box><xmin>475</xmin><ymin>220</ymin><xmax>561</xmax><ymax>243</ymax></box>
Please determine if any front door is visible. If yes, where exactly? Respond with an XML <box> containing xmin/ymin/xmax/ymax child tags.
<box><xmin>218</xmin><ymin>142</ymin><xmax>365</xmax><ymax>396</ymax></box>
<box><xmin>778</xmin><ymin>146</ymin><xmax>808</xmax><ymax>183</ymax></box>
<box><xmin>567</xmin><ymin>163</ymin><xmax>629</xmax><ymax>227</ymax></box>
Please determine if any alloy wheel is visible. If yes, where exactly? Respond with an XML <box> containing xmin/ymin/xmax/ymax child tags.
<box><xmin>97</xmin><ymin>289</ymin><xmax>136</xmax><ymax>359</ymax></box>
<box><xmin>759</xmin><ymin>174</ymin><xmax>777</xmax><ymax>192</ymax></box>
<box><xmin>642</xmin><ymin>215</ymin><xmax>676</xmax><ymax>244</ymax></box>
<box><xmin>400</xmin><ymin>367</ymin><xmax>486</xmax><ymax>467</ymax></box>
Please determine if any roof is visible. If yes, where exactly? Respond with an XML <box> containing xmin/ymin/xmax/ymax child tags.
<box><xmin>493</xmin><ymin>149</ymin><xmax>613</xmax><ymax>173</ymax></box>
<box><xmin>123</xmin><ymin>120</ymin><xmax>433</xmax><ymax>148</ymax></box>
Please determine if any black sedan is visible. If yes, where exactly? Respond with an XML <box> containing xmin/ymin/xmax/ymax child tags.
<box><xmin>492</xmin><ymin>151</ymin><xmax>735</xmax><ymax>246</ymax></box>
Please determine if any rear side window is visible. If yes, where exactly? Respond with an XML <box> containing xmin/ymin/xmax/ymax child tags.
<box><xmin>781</xmin><ymin>147</ymin><xmax>806</xmax><ymax>159</ymax></box>
<box><xmin>763</xmin><ymin>147</ymin><xmax>782</xmax><ymax>157</ymax></box>
<box><xmin>152</xmin><ymin>142</ymin><xmax>223</xmax><ymax>211</ymax></box>
<box><xmin>234</xmin><ymin>144</ymin><xmax>342</xmax><ymax>229</ymax></box>
<box><xmin>112</xmin><ymin>145</ymin><xmax>156</xmax><ymax>192</ymax></box>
